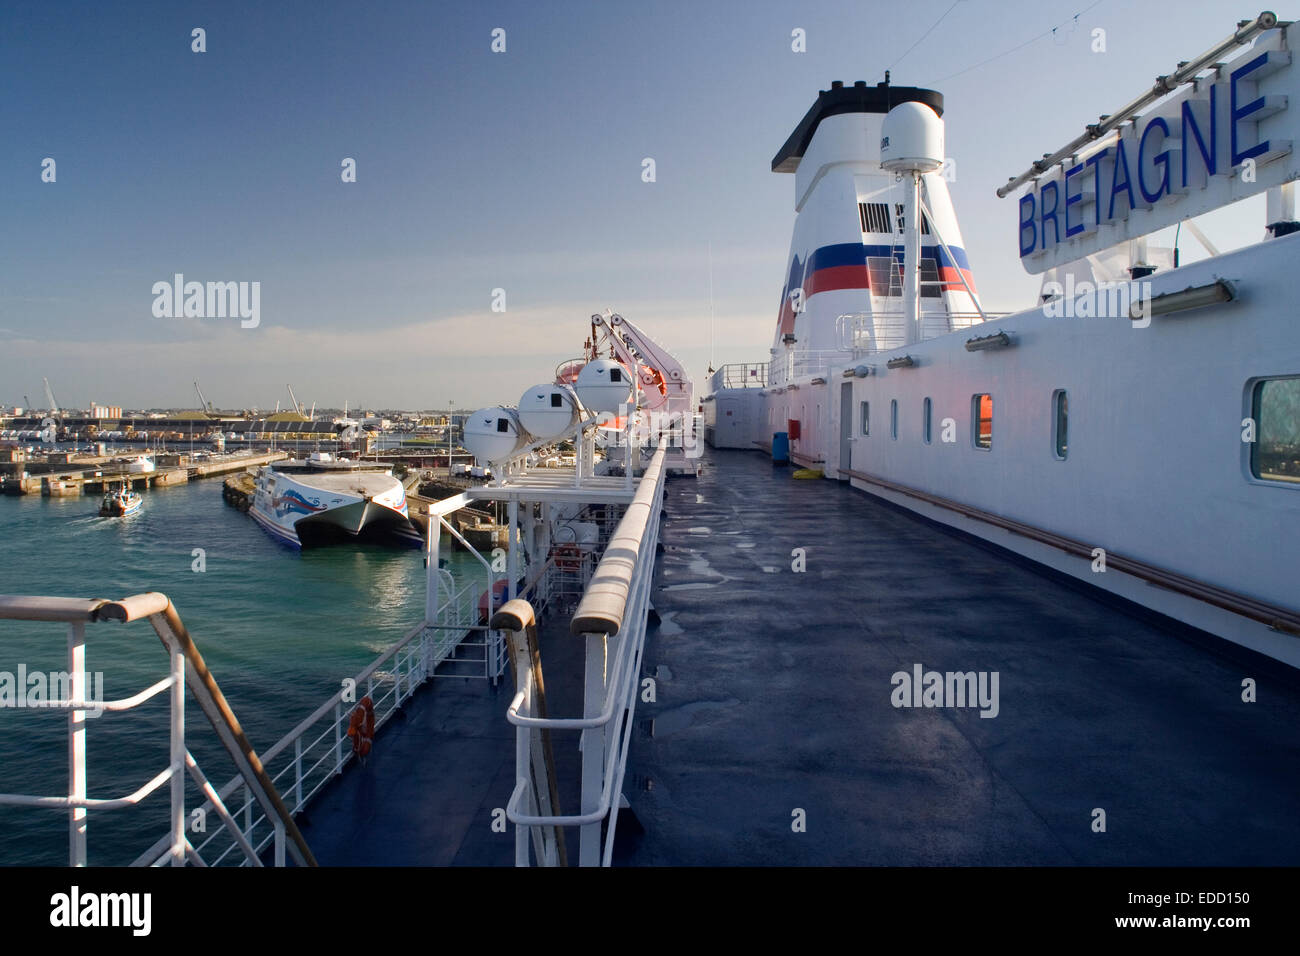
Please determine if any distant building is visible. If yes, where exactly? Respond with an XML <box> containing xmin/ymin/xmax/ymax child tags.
<box><xmin>89</xmin><ymin>402</ymin><xmax>123</xmax><ymax>419</ymax></box>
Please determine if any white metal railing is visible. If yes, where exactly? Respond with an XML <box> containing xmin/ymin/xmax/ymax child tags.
<box><xmin>766</xmin><ymin>311</ymin><xmax>1011</xmax><ymax>384</ymax></box>
<box><xmin>777</xmin><ymin>349</ymin><xmax>853</xmax><ymax>382</ymax></box>
<box><xmin>835</xmin><ymin>311</ymin><xmax>1005</xmax><ymax>354</ymax></box>
<box><xmin>500</xmin><ymin>446</ymin><xmax>667</xmax><ymax>866</ymax></box>
<box><xmin>710</xmin><ymin>363</ymin><xmax>768</xmax><ymax>391</ymax></box>
<box><xmin>0</xmin><ymin>593</ymin><xmax>314</xmax><ymax>867</ymax></box>
<box><xmin>134</xmin><ymin>568</ymin><xmax>483</xmax><ymax>867</ymax></box>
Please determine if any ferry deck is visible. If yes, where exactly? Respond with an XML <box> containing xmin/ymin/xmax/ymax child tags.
<box><xmin>299</xmin><ymin>447</ymin><xmax>1300</xmax><ymax>866</ymax></box>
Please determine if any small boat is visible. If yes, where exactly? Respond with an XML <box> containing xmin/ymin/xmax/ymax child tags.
<box><xmin>99</xmin><ymin>483</ymin><xmax>142</xmax><ymax>517</ymax></box>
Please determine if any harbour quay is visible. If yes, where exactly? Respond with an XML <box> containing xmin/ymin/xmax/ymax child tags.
<box><xmin>0</xmin><ymin>446</ymin><xmax>287</xmax><ymax>497</ymax></box>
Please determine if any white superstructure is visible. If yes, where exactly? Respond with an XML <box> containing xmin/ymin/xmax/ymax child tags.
<box><xmin>707</xmin><ymin>14</ymin><xmax>1300</xmax><ymax>666</ymax></box>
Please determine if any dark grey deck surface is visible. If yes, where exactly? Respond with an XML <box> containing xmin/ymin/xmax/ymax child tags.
<box><xmin>303</xmin><ymin>447</ymin><xmax>1300</xmax><ymax>866</ymax></box>
<box><xmin>299</xmin><ymin>623</ymin><xmax>585</xmax><ymax>866</ymax></box>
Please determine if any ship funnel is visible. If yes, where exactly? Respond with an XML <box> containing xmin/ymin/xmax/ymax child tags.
<box><xmin>880</xmin><ymin>102</ymin><xmax>944</xmax><ymax>173</ymax></box>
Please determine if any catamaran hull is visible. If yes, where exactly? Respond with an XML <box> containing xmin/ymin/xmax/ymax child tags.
<box><xmin>248</xmin><ymin>467</ymin><xmax>421</xmax><ymax>549</ymax></box>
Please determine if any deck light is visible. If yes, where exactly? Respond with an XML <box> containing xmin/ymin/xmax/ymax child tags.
<box><xmin>1128</xmin><ymin>279</ymin><xmax>1235</xmax><ymax>319</ymax></box>
<box><xmin>965</xmin><ymin>331</ymin><xmax>1013</xmax><ymax>351</ymax></box>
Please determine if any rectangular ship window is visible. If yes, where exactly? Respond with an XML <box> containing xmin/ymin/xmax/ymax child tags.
<box><xmin>860</xmin><ymin>400</ymin><xmax>870</xmax><ymax>436</ymax></box>
<box><xmin>919</xmin><ymin>258</ymin><xmax>942</xmax><ymax>298</ymax></box>
<box><xmin>923</xmin><ymin>397</ymin><xmax>932</xmax><ymax>444</ymax></box>
<box><xmin>972</xmin><ymin>394</ymin><xmax>992</xmax><ymax>450</ymax></box>
<box><xmin>1251</xmin><ymin>377</ymin><xmax>1300</xmax><ymax>483</ymax></box>
<box><xmin>890</xmin><ymin>399</ymin><xmax>898</xmax><ymax>440</ymax></box>
<box><xmin>1053</xmin><ymin>390</ymin><xmax>1068</xmax><ymax>460</ymax></box>
<box><xmin>867</xmin><ymin>257</ymin><xmax>899</xmax><ymax>296</ymax></box>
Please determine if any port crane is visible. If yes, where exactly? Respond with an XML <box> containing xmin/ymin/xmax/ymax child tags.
<box><xmin>42</xmin><ymin>377</ymin><xmax>60</xmax><ymax>416</ymax></box>
<box><xmin>193</xmin><ymin>381</ymin><xmax>216</xmax><ymax>417</ymax></box>
<box><xmin>39</xmin><ymin>377</ymin><xmax>61</xmax><ymax>443</ymax></box>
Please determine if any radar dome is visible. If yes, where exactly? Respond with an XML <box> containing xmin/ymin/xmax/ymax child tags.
<box><xmin>575</xmin><ymin>359</ymin><xmax>633</xmax><ymax>415</ymax></box>
<box><xmin>880</xmin><ymin>101</ymin><xmax>944</xmax><ymax>173</ymax></box>
<box><xmin>464</xmin><ymin>406</ymin><xmax>529</xmax><ymax>464</ymax></box>
<box><xmin>518</xmin><ymin>383</ymin><xmax>579</xmax><ymax>439</ymax></box>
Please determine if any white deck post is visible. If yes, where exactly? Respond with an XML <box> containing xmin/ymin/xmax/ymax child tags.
<box><xmin>424</xmin><ymin>508</ymin><xmax>441</xmax><ymax>626</ymax></box>
<box><xmin>579</xmin><ymin>633</ymin><xmax>607</xmax><ymax>866</ymax></box>
<box><xmin>169</xmin><ymin>643</ymin><xmax>186</xmax><ymax>865</ymax></box>
<box><xmin>67</xmin><ymin>622</ymin><xmax>87</xmax><ymax>867</ymax></box>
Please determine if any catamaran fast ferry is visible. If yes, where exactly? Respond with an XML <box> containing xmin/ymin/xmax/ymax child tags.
<box><xmin>249</xmin><ymin>453</ymin><xmax>420</xmax><ymax>548</ymax></box>
<box><xmin>706</xmin><ymin>12</ymin><xmax>1300</xmax><ymax>668</ymax></box>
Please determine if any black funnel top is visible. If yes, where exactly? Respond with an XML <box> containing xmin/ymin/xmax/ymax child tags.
<box><xmin>772</xmin><ymin>80</ymin><xmax>944</xmax><ymax>173</ymax></box>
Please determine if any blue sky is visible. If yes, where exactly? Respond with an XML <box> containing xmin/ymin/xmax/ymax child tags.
<box><xmin>0</xmin><ymin>0</ymin><xmax>1268</xmax><ymax>411</ymax></box>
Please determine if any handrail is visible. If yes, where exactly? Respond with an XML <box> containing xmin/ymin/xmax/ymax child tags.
<box><xmin>501</xmin><ymin>446</ymin><xmax>668</xmax><ymax>865</ymax></box>
<box><xmin>147</xmin><ymin>599</ymin><xmax>317</xmax><ymax>867</ymax></box>
<box><xmin>0</xmin><ymin>591</ymin><xmax>316</xmax><ymax>866</ymax></box>
<box><xmin>570</xmin><ymin>446</ymin><xmax>666</xmax><ymax>636</ymax></box>
<box><xmin>134</xmin><ymin>576</ymin><xmax>480</xmax><ymax>867</ymax></box>
<box><xmin>0</xmin><ymin>766</ymin><xmax>173</xmax><ymax>811</ymax></box>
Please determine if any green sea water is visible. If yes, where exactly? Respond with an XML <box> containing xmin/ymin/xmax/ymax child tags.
<box><xmin>0</xmin><ymin>478</ymin><xmax>480</xmax><ymax>865</ymax></box>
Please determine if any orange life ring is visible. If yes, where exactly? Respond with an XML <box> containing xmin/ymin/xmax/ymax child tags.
<box><xmin>347</xmin><ymin>696</ymin><xmax>375</xmax><ymax>761</ymax></box>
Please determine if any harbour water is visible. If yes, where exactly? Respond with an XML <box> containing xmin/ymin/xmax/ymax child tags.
<box><xmin>0</xmin><ymin>478</ymin><xmax>479</xmax><ymax>865</ymax></box>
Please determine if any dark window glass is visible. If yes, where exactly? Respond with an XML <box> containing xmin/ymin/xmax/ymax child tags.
<box><xmin>919</xmin><ymin>258</ymin><xmax>942</xmax><ymax>298</ymax></box>
<box><xmin>1054</xmin><ymin>390</ymin><xmax>1068</xmax><ymax>459</ymax></box>
<box><xmin>1252</xmin><ymin>378</ymin><xmax>1300</xmax><ymax>483</ymax></box>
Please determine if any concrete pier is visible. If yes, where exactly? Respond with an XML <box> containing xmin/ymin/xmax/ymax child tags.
<box><xmin>8</xmin><ymin>450</ymin><xmax>289</xmax><ymax>497</ymax></box>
